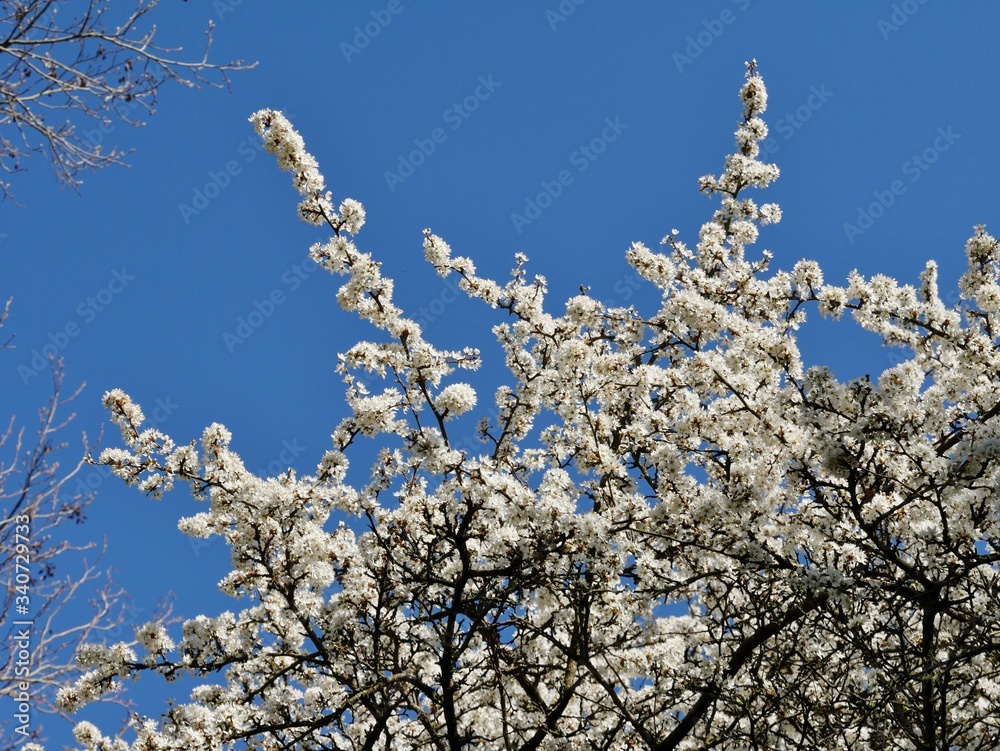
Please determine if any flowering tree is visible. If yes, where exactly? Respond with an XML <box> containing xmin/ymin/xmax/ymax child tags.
<box><xmin>54</xmin><ymin>62</ymin><xmax>1000</xmax><ymax>750</ymax></box>
<box><xmin>0</xmin><ymin>0</ymin><xmax>252</xmax><ymax>198</ymax></box>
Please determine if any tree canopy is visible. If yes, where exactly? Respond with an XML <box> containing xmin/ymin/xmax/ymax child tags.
<box><xmin>51</xmin><ymin>62</ymin><xmax>1000</xmax><ymax>751</ymax></box>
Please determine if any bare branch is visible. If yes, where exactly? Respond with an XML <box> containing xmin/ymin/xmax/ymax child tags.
<box><xmin>0</xmin><ymin>0</ymin><xmax>254</xmax><ymax>199</ymax></box>
<box><xmin>0</xmin><ymin>309</ymin><xmax>173</xmax><ymax>749</ymax></box>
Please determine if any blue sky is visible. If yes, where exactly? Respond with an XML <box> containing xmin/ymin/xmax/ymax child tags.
<box><xmin>3</xmin><ymin>1</ymin><xmax>1000</xmax><ymax>745</ymax></box>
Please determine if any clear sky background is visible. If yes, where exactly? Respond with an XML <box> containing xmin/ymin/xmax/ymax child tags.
<box><xmin>3</xmin><ymin>1</ymin><xmax>1000</xmax><ymax>745</ymax></box>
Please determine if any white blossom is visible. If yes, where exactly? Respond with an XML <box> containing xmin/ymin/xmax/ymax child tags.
<box><xmin>435</xmin><ymin>382</ymin><xmax>477</xmax><ymax>418</ymax></box>
<box><xmin>135</xmin><ymin>622</ymin><xmax>175</xmax><ymax>656</ymax></box>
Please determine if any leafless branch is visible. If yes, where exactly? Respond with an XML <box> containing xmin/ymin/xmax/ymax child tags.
<box><xmin>0</xmin><ymin>0</ymin><xmax>254</xmax><ymax>198</ymax></box>
<box><xmin>0</xmin><ymin>307</ymin><xmax>174</xmax><ymax>749</ymax></box>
